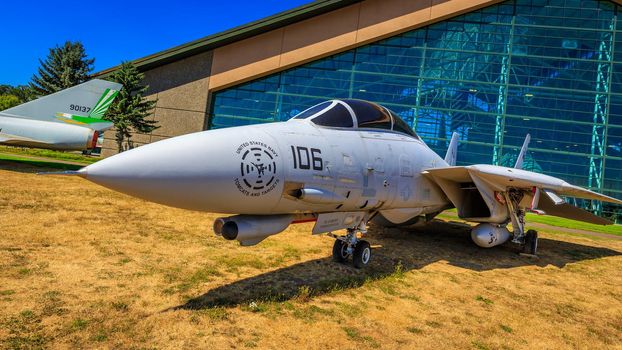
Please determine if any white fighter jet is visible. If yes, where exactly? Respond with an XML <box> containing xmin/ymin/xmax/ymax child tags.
<box><xmin>0</xmin><ymin>79</ymin><xmax>121</xmax><ymax>151</ymax></box>
<box><xmin>48</xmin><ymin>99</ymin><xmax>622</xmax><ymax>268</ymax></box>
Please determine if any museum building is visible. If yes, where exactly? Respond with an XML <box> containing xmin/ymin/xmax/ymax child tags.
<box><xmin>96</xmin><ymin>0</ymin><xmax>622</xmax><ymax>219</ymax></box>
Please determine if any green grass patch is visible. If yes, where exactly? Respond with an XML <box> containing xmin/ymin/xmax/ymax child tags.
<box><xmin>199</xmin><ymin>307</ymin><xmax>230</xmax><ymax>321</ymax></box>
<box><xmin>500</xmin><ymin>324</ymin><xmax>513</xmax><ymax>333</ymax></box>
<box><xmin>525</xmin><ymin>213</ymin><xmax>622</xmax><ymax>236</ymax></box>
<box><xmin>71</xmin><ymin>318</ymin><xmax>89</xmax><ymax>331</ymax></box>
<box><xmin>407</xmin><ymin>327</ymin><xmax>423</xmax><ymax>334</ymax></box>
<box><xmin>0</xmin><ymin>145</ymin><xmax>96</xmax><ymax>164</ymax></box>
<box><xmin>342</xmin><ymin>327</ymin><xmax>380</xmax><ymax>348</ymax></box>
<box><xmin>438</xmin><ymin>211</ymin><xmax>622</xmax><ymax>237</ymax></box>
<box><xmin>475</xmin><ymin>295</ymin><xmax>493</xmax><ymax>305</ymax></box>
<box><xmin>0</xmin><ymin>153</ymin><xmax>83</xmax><ymax>170</ymax></box>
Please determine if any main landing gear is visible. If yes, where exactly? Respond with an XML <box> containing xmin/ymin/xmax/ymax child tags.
<box><xmin>504</xmin><ymin>190</ymin><xmax>539</xmax><ymax>256</ymax></box>
<box><xmin>521</xmin><ymin>229</ymin><xmax>538</xmax><ymax>256</ymax></box>
<box><xmin>331</xmin><ymin>224</ymin><xmax>372</xmax><ymax>269</ymax></box>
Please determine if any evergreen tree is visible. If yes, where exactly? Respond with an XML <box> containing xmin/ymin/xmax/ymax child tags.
<box><xmin>105</xmin><ymin>62</ymin><xmax>158</xmax><ymax>153</ymax></box>
<box><xmin>0</xmin><ymin>94</ymin><xmax>20</xmax><ymax>111</ymax></box>
<box><xmin>30</xmin><ymin>41</ymin><xmax>94</xmax><ymax>96</ymax></box>
<box><xmin>0</xmin><ymin>85</ymin><xmax>35</xmax><ymax>102</ymax></box>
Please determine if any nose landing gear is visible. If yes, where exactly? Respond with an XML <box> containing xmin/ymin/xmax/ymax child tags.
<box><xmin>330</xmin><ymin>225</ymin><xmax>372</xmax><ymax>269</ymax></box>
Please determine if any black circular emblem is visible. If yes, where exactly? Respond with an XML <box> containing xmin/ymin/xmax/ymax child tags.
<box><xmin>240</xmin><ymin>146</ymin><xmax>277</xmax><ymax>192</ymax></box>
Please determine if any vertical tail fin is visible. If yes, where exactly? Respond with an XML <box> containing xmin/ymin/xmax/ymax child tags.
<box><xmin>2</xmin><ymin>79</ymin><xmax>122</xmax><ymax>123</ymax></box>
<box><xmin>514</xmin><ymin>134</ymin><xmax>531</xmax><ymax>169</ymax></box>
<box><xmin>444</xmin><ymin>132</ymin><xmax>460</xmax><ymax>166</ymax></box>
<box><xmin>88</xmin><ymin>88</ymin><xmax>120</xmax><ymax>119</ymax></box>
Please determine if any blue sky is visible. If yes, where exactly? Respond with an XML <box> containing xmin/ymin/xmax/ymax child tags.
<box><xmin>1</xmin><ymin>0</ymin><xmax>311</xmax><ymax>86</ymax></box>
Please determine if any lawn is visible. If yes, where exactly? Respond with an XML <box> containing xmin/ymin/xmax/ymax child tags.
<box><xmin>437</xmin><ymin>210</ymin><xmax>621</xmax><ymax>237</ymax></box>
<box><xmin>1</xmin><ymin>163</ymin><xmax>621</xmax><ymax>349</ymax></box>
<box><xmin>0</xmin><ymin>153</ymin><xmax>82</xmax><ymax>171</ymax></box>
<box><xmin>0</xmin><ymin>145</ymin><xmax>97</xmax><ymax>164</ymax></box>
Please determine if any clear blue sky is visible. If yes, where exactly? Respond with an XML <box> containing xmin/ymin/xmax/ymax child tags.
<box><xmin>1</xmin><ymin>0</ymin><xmax>311</xmax><ymax>86</ymax></box>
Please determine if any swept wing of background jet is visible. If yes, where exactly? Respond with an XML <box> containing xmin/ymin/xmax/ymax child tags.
<box><xmin>46</xmin><ymin>99</ymin><xmax>622</xmax><ymax>268</ymax></box>
<box><xmin>0</xmin><ymin>79</ymin><xmax>121</xmax><ymax>150</ymax></box>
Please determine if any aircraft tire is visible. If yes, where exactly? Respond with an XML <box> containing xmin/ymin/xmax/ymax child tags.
<box><xmin>332</xmin><ymin>239</ymin><xmax>349</xmax><ymax>263</ymax></box>
<box><xmin>352</xmin><ymin>240</ymin><xmax>371</xmax><ymax>269</ymax></box>
<box><xmin>523</xmin><ymin>230</ymin><xmax>538</xmax><ymax>255</ymax></box>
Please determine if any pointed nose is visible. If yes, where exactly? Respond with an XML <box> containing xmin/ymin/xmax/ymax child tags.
<box><xmin>82</xmin><ymin>128</ymin><xmax>284</xmax><ymax>213</ymax></box>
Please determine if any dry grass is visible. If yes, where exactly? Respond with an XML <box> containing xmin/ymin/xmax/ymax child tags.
<box><xmin>1</xmin><ymin>160</ymin><xmax>622</xmax><ymax>349</ymax></box>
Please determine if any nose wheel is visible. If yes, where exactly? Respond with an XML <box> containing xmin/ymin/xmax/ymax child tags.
<box><xmin>331</xmin><ymin>228</ymin><xmax>372</xmax><ymax>269</ymax></box>
<box><xmin>332</xmin><ymin>239</ymin><xmax>349</xmax><ymax>263</ymax></box>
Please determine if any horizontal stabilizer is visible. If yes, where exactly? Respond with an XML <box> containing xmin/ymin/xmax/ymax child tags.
<box><xmin>424</xmin><ymin>164</ymin><xmax>622</xmax><ymax>226</ymax></box>
<box><xmin>538</xmin><ymin>191</ymin><xmax>612</xmax><ymax>225</ymax></box>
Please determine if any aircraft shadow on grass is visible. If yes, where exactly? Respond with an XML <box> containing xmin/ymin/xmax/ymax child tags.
<box><xmin>173</xmin><ymin>220</ymin><xmax>621</xmax><ymax>310</ymax></box>
<box><xmin>0</xmin><ymin>159</ymin><xmax>81</xmax><ymax>174</ymax></box>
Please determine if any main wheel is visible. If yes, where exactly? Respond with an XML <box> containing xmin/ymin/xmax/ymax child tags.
<box><xmin>523</xmin><ymin>230</ymin><xmax>538</xmax><ymax>255</ymax></box>
<box><xmin>332</xmin><ymin>239</ymin><xmax>349</xmax><ymax>263</ymax></box>
<box><xmin>352</xmin><ymin>240</ymin><xmax>371</xmax><ymax>269</ymax></box>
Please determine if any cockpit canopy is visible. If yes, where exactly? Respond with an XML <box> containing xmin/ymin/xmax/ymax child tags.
<box><xmin>291</xmin><ymin>99</ymin><xmax>420</xmax><ymax>139</ymax></box>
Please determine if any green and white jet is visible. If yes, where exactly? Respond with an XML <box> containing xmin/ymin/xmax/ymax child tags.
<box><xmin>0</xmin><ymin>79</ymin><xmax>121</xmax><ymax>150</ymax></box>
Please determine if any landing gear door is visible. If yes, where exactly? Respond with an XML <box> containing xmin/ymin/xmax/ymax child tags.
<box><xmin>312</xmin><ymin>211</ymin><xmax>366</xmax><ymax>234</ymax></box>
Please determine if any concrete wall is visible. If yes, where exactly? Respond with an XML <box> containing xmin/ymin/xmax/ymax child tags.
<box><xmin>101</xmin><ymin>51</ymin><xmax>213</xmax><ymax>157</ymax></box>
<box><xmin>102</xmin><ymin>0</ymin><xmax>499</xmax><ymax>156</ymax></box>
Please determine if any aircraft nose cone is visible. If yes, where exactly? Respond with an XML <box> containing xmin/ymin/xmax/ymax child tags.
<box><xmin>82</xmin><ymin>128</ymin><xmax>284</xmax><ymax>213</ymax></box>
<box><xmin>82</xmin><ymin>132</ymin><xmax>215</xmax><ymax>209</ymax></box>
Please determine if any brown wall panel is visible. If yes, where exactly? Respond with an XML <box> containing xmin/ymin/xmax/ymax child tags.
<box><xmin>356</xmin><ymin>0</ymin><xmax>432</xmax><ymax>44</ymax></box>
<box><xmin>208</xmin><ymin>0</ymin><xmax>499</xmax><ymax>91</ymax></box>
<box><xmin>280</xmin><ymin>5</ymin><xmax>360</xmax><ymax>67</ymax></box>
<box><xmin>430</xmin><ymin>0</ymin><xmax>502</xmax><ymax>21</ymax></box>
<box><xmin>210</xmin><ymin>29</ymin><xmax>285</xmax><ymax>89</ymax></box>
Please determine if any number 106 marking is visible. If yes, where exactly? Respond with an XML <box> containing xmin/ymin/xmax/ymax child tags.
<box><xmin>291</xmin><ymin>146</ymin><xmax>323</xmax><ymax>171</ymax></box>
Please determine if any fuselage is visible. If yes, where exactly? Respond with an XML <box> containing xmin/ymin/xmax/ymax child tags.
<box><xmin>0</xmin><ymin>113</ymin><xmax>97</xmax><ymax>150</ymax></box>
<box><xmin>79</xmin><ymin>119</ymin><xmax>451</xmax><ymax>217</ymax></box>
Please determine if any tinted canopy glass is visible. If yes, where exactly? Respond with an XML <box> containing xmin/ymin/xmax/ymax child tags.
<box><xmin>311</xmin><ymin>103</ymin><xmax>354</xmax><ymax>127</ymax></box>
<box><xmin>388</xmin><ymin>110</ymin><xmax>419</xmax><ymax>139</ymax></box>
<box><xmin>293</xmin><ymin>101</ymin><xmax>331</xmax><ymax>119</ymax></box>
<box><xmin>344</xmin><ymin>99</ymin><xmax>392</xmax><ymax>130</ymax></box>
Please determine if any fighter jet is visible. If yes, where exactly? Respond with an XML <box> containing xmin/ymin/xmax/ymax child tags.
<box><xmin>47</xmin><ymin>99</ymin><xmax>622</xmax><ymax>268</ymax></box>
<box><xmin>0</xmin><ymin>79</ymin><xmax>121</xmax><ymax>151</ymax></box>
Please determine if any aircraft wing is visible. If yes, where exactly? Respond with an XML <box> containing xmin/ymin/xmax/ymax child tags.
<box><xmin>423</xmin><ymin>164</ymin><xmax>622</xmax><ymax>225</ymax></box>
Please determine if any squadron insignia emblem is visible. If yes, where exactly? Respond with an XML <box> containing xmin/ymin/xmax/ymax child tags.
<box><xmin>234</xmin><ymin>141</ymin><xmax>279</xmax><ymax>197</ymax></box>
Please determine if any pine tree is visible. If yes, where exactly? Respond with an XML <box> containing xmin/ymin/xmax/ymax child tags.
<box><xmin>0</xmin><ymin>94</ymin><xmax>20</xmax><ymax>111</ymax></box>
<box><xmin>105</xmin><ymin>62</ymin><xmax>159</xmax><ymax>153</ymax></box>
<box><xmin>0</xmin><ymin>85</ymin><xmax>35</xmax><ymax>103</ymax></box>
<box><xmin>30</xmin><ymin>41</ymin><xmax>94</xmax><ymax>96</ymax></box>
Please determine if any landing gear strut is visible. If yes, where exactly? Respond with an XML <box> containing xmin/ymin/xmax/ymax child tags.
<box><xmin>331</xmin><ymin>222</ymin><xmax>372</xmax><ymax>269</ymax></box>
<box><xmin>504</xmin><ymin>190</ymin><xmax>539</xmax><ymax>256</ymax></box>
